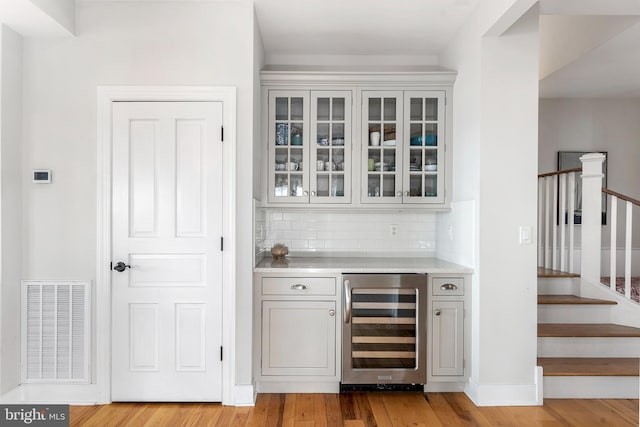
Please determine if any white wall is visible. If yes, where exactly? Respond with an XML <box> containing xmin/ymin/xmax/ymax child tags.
<box><xmin>0</xmin><ymin>24</ymin><xmax>23</xmax><ymax>395</ymax></box>
<box><xmin>439</xmin><ymin>0</ymin><xmax>540</xmax><ymax>405</ymax></box>
<box><xmin>21</xmin><ymin>0</ymin><xmax>255</xmax><ymax>396</ymax></box>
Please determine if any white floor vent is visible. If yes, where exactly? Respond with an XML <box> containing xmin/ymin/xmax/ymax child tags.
<box><xmin>21</xmin><ymin>281</ymin><xmax>91</xmax><ymax>383</ymax></box>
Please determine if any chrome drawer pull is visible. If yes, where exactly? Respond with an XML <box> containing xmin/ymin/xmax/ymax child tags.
<box><xmin>434</xmin><ymin>310</ymin><xmax>441</xmax><ymax>316</ymax></box>
<box><xmin>291</xmin><ymin>284</ymin><xmax>307</xmax><ymax>291</ymax></box>
<box><xmin>440</xmin><ymin>283</ymin><xmax>458</xmax><ymax>291</ymax></box>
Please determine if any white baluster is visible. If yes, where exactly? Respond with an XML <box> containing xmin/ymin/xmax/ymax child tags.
<box><xmin>559</xmin><ymin>173</ymin><xmax>567</xmax><ymax>271</ymax></box>
<box><xmin>538</xmin><ymin>178</ymin><xmax>545</xmax><ymax>267</ymax></box>
<box><xmin>545</xmin><ymin>177</ymin><xmax>552</xmax><ymax>269</ymax></box>
<box><xmin>568</xmin><ymin>172</ymin><xmax>576</xmax><ymax>273</ymax></box>
<box><xmin>552</xmin><ymin>174</ymin><xmax>558</xmax><ymax>271</ymax></box>
<box><xmin>609</xmin><ymin>195</ymin><xmax>617</xmax><ymax>291</ymax></box>
<box><xmin>625</xmin><ymin>201</ymin><xmax>632</xmax><ymax>300</ymax></box>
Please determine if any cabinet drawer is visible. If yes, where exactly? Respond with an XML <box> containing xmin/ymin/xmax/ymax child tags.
<box><xmin>432</xmin><ymin>277</ymin><xmax>464</xmax><ymax>296</ymax></box>
<box><xmin>262</xmin><ymin>277</ymin><xmax>336</xmax><ymax>296</ymax></box>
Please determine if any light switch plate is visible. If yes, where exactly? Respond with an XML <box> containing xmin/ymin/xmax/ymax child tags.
<box><xmin>519</xmin><ymin>226</ymin><xmax>532</xmax><ymax>245</ymax></box>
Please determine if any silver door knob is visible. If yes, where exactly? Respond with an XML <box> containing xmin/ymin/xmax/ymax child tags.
<box><xmin>311</xmin><ymin>191</ymin><xmax>316</xmax><ymax>196</ymax></box>
<box><xmin>328</xmin><ymin>310</ymin><xmax>335</xmax><ymax>317</ymax></box>
<box><xmin>404</xmin><ymin>191</ymin><xmax>410</xmax><ymax>196</ymax></box>
<box><xmin>397</xmin><ymin>191</ymin><xmax>402</xmax><ymax>197</ymax></box>
<box><xmin>303</xmin><ymin>190</ymin><xmax>309</xmax><ymax>196</ymax></box>
<box><xmin>434</xmin><ymin>310</ymin><xmax>441</xmax><ymax>316</ymax></box>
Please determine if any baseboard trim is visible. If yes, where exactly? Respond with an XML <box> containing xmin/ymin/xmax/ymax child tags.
<box><xmin>234</xmin><ymin>384</ymin><xmax>256</xmax><ymax>406</ymax></box>
<box><xmin>0</xmin><ymin>384</ymin><xmax>101</xmax><ymax>405</ymax></box>
<box><xmin>424</xmin><ymin>381</ymin><xmax>466</xmax><ymax>392</ymax></box>
<box><xmin>256</xmin><ymin>381</ymin><xmax>340</xmax><ymax>394</ymax></box>
<box><xmin>465</xmin><ymin>375</ymin><xmax>541</xmax><ymax>406</ymax></box>
<box><xmin>543</xmin><ymin>376</ymin><xmax>639</xmax><ymax>398</ymax></box>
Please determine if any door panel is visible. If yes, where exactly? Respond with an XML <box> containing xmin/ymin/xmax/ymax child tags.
<box><xmin>112</xmin><ymin>101</ymin><xmax>223</xmax><ymax>402</ymax></box>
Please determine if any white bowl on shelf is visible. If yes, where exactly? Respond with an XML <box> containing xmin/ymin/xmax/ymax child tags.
<box><xmin>424</xmin><ymin>164</ymin><xmax>437</xmax><ymax>171</ymax></box>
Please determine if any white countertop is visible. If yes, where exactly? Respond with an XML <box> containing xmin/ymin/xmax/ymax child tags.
<box><xmin>254</xmin><ymin>256</ymin><xmax>472</xmax><ymax>274</ymax></box>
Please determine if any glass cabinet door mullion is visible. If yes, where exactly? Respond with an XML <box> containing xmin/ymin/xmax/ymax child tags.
<box><xmin>310</xmin><ymin>91</ymin><xmax>351</xmax><ymax>204</ymax></box>
<box><xmin>403</xmin><ymin>91</ymin><xmax>444</xmax><ymax>204</ymax></box>
<box><xmin>268</xmin><ymin>91</ymin><xmax>309</xmax><ymax>204</ymax></box>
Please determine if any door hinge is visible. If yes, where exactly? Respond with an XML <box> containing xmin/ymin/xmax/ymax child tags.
<box><xmin>221</xmin><ymin>237</ymin><xmax>224</xmax><ymax>251</ymax></box>
<box><xmin>110</xmin><ymin>262</ymin><xmax>113</xmax><ymax>271</ymax></box>
<box><xmin>221</xmin><ymin>126</ymin><xmax>224</xmax><ymax>142</ymax></box>
<box><xmin>220</xmin><ymin>346</ymin><xmax>223</xmax><ymax>361</ymax></box>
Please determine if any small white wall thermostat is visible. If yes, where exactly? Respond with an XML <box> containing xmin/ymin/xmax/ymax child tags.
<box><xmin>32</xmin><ymin>169</ymin><xmax>51</xmax><ymax>183</ymax></box>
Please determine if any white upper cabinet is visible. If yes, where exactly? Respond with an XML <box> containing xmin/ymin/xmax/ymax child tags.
<box><xmin>261</xmin><ymin>70</ymin><xmax>455</xmax><ymax>209</ymax></box>
<box><xmin>268</xmin><ymin>91</ymin><xmax>310</xmax><ymax>204</ymax></box>
<box><xmin>402</xmin><ymin>91</ymin><xmax>446</xmax><ymax>204</ymax></box>
<box><xmin>310</xmin><ymin>91</ymin><xmax>352</xmax><ymax>204</ymax></box>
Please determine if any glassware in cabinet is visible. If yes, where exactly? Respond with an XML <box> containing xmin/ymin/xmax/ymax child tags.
<box><xmin>268</xmin><ymin>91</ymin><xmax>310</xmax><ymax>203</ymax></box>
<box><xmin>403</xmin><ymin>92</ymin><xmax>445</xmax><ymax>204</ymax></box>
<box><xmin>310</xmin><ymin>92</ymin><xmax>352</xmax><ymax>203</ymax></box>
<box><xmin>361</xmin><ymin>91</ymin><xmax>403</xmax><ymax>204</ymax></box>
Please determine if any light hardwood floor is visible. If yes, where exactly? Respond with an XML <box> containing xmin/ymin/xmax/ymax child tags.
<box><xmin>70</xmin><ymin>392</ymin><xmax>639</xmax><ymax>426</ymax></box>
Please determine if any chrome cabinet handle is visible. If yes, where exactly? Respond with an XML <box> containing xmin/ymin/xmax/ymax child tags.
<box><xmin>303</xmin><ymin>190</ymin><xmax>309</xmax><ymax>196</ymax></box>
<box><xmin>440</xmin><ymin>283</ymin><xmax>458</xmax><ymax>291</ymax></box>
<box><xmin>329</xmin><ymin>309</ymin><xmax>335</xmax><ymax>317</ymax></box>
<box><xmin>434</xmin><ymin>310</ymin><xmax>441</xmax><ymax>316</ymax></box>
<box><xmin>291</xmin><ymin>284</ymin><xmax>307</xmax><ymax>290</ymax></box>
<box><xmin>344</xmin><ymin>279</ymin><xmax>351</xmax><ymax>324</ymax></box>
<box><xmin>404</xmin><ymin>191</ymin><xmax>409</xmax><ymax>196</ymax></box>
<box><xmin>311</xmin><ymin>191</ymin><xmax>316</xmax><ymax>196</ymax></box>
<box><xmin>397</xmin><ymin>191</ymin><xmax>402</xmax><ymax>197</ymax></box>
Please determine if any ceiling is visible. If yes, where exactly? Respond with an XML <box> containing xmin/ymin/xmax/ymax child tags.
<box><xmin>540</xmin><ymin>16</ymin><xmax>640</xmax><ymax>98</ymax></box>
<box><xmin>253</xmin><ymin>0</ymin><xmax>481</xmax><ymax>59</ymax></box>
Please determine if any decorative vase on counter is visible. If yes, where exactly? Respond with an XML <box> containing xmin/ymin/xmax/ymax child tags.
<box><xmin>271</xmin><ymin>243</ymin><xmax>289</xmax><ymax>259</ymax></box>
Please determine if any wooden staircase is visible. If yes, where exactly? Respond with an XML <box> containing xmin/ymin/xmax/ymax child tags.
<box><xmin>537</xmin><ymin>269</ymin><xmax>640</xmax><ymax>398</ymax></box>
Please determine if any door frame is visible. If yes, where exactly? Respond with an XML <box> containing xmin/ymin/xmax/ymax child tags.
<box><xmin>96</xmin><ymin>86</ymin><xmax>236</xmax><ymax>405</ymax></box>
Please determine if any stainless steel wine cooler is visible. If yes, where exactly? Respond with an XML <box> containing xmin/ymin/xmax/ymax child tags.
<box><xmin>341</xmin><ymin>274</ymin><xmax>427</xmax><ymax>388</ymax></box>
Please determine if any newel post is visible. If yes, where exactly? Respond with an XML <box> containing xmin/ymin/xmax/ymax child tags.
<box><xmin>580</xmin><ymin>153</ymin><xmax>605</xmax><ymax>285</ymax></box>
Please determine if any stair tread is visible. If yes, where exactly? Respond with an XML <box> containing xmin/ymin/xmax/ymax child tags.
<box><xmin>538</xmin><ymin>357</ymin><xmax>640</xmax><ymax>376</ymax></box>
<box><xmin>538</xmin><ymin>295</ymin><xmax>617</xmax><ymax>305</ymax></box>
<box><xmin>538</xmin><ymin>267</ymin><xmax>580</xmax><ymax>278</ymax></box>
<box><xmin>538</xmin><ymin>323</ymin><xmax>640</xmax><ymax>337</ymax></box>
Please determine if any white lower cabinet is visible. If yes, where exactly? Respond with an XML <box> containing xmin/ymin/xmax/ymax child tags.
<box><xmin>427</xmin><ymin>274</ymin><xmax>469</xmax><ymax>389</ymax></box>
<box><xmin>254</xmin><ymin>274</ymin><xmax>341</xmax><ymax>392</ymax></box>
<box><xmin>262</xmin><ymin>300</ymin><xmax>336</xmax><ymax>376</ymax></box>
<box><xmin>432</xmin><ymin>301</ymin><xmax>464</xmax><ymax>376</ymax></box>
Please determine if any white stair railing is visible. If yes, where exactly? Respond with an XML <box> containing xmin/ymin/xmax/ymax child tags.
<box><xmin>539</xmin><ymin>152</ymin><xmax>639</xmax><ymax>304</ymax></box>
<box><xmin>602</xmin><ymin>188</ymin><xmax>640</xmax><ymax>303</ymax></box>
<box><xmin>537</xmin><ymin>167</ymin><xmax>580</xmax><ymax>274</ymax></box>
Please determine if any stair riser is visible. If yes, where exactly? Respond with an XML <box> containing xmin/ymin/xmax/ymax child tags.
<box><xmin>538</xmin><ymin>337</ymin><xmax>640</xmax><ymax>357</ymax></box>
<box><xmin>537</xmin><ymin>277</ymin><xmax>580</xmax><ymax>295</ymax></box>
<box><xmin>538</xmin><ymin>305</ymin><xmax>612</xmax><ymax>324</ymax></box>
<box><xmin>543</xmin><ymin>376</ymin><xmax>639</xmax><ymax>398</ymax></box>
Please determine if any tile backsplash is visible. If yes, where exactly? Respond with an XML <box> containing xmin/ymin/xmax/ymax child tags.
<box><xmin>255</xmin><ymin>208</ymin><xmax>437</xmax><ymax>257</ymax></box>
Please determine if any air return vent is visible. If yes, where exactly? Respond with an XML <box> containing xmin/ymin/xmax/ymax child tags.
<box><xmin>21</xmin><ymin>281</ymin><xmax>90</xmax><ymax>383</ymax></box>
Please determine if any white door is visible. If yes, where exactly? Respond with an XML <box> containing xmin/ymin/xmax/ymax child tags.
<box><xmin>111</xmin><ymin>101</ymin><xmax>223</xmax><ymax>401</ymax></box>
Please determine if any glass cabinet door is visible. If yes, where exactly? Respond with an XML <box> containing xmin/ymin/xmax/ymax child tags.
<box><xmin>268</xmin><ymin>91</ymin><xmax>310</xmax><ymax>203</ymax></box>
<box><xmin>403</xmin><ymin>91</ymin><xmax>445</xmax><ymax>204</ymax></box>
<box><xmin>361</xmin><ymin>91</ymin><xmax>403</xmax><ymax>204</ymax></box>
<box><xmin>310</xmin><ymin>92</ymin><xmax>352</xmax><ymax>204</ymax></box>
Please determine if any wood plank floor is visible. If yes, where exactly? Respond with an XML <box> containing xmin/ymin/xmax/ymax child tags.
<box><xmin>69</xmin><ymin>393</ymin><xmax>640</xmax><ymax>426</ymax></box>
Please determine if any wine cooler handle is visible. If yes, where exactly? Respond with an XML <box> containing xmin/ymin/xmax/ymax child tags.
<box><xmin>344</xmin><ymin>279</ymin><xmax>351</xmax><ymax>324</ymax></box>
